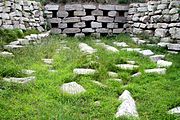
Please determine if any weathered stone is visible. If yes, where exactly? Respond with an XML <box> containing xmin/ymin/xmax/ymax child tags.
<box><xmin>114</xmin><ymin>17</ymin><xmax>126</xmax><ymax>23</ymax></box>
<box><xmin>108</xmin><ymin>71</ymin><xmax>118</xmax><ymax>78</ymax></box>
<box><xmin>157</xmin><ymin>23</ymin><xmax>168</xmax><ymax>29</ymax></box>
<box><xmin>97</xmin><ymin>16</ymin><xmax>114</xmax><ymax>23</ymax></box>
<box><xmin>42</xmin><ymin>59</ymin><xmax>53</xmax><ymax>65</ymax></box>
<box><xmin>82</xmin><ymin>28</ymin><xmax>95</xmax><ymax>33</ymax></box>
<box><xmin>171</xmin><ymin>14</ymin><xmax>179</xmax><ymax>22</ymax></box>
<box><xmin>99</xmin><ymin>4</ymin><xmax>115</xmax><ymax>10</ymax></box>
<box><xmin>137</xmin><ymin>7</ymin><xmax>148</xmax><ymax>12</ymax></box>
<box><xmin>139</xmin><ymin>16</ymin><xmax>149</xmax><ymax>23</ymax></box>
<box><xmin>169</xmin><ymin>27</ymin><xmax>180</xmax><ymax>39</ymax></box>
<box><xmin>113</xmin><ymin>42</ymin><xmax>128</xmax><ymax>47</ymax></box>
<box><xmin>91</xmin><ymin>22</ymin><xmax>102</xmax><ymax>28</ymax></box>
<box><xmin>97</xmin><ymin>43</ymin><xmax>119</xmax><ymax>52</ymax></box>
<box><xmin>169</xmin><ymin>1</ymin><xmax>180</xmax><ymax>9</ymax></box>
<box><xmin>81</xmin><ymin>16</ymin><xmax>95</xmax><ymax>21</ymax></box>
<box><xmin>108</xmin><ymin>11</ymin><xmax>117</xmax><ymax>17</ymax></box>
<box><xmin>116</xmin><ymin>64</ymin><xmax>139</xmax><ymax>70</ymax></box>
<box><xmin>22</xmin><ymin>69</ymin><xmax>35</xmax><ymax>75</ymax></box>
<box><xmin>60</xmin><ymin>82</ymin><xmax>86</xmax><ymax>95</ymax></box>
<box><xmin>3</xmin><ymin>76</ymin><xmax>35</xmax><ymax>84</ymax></box>
<box><xmin>62</xmin><ymin>17</ymin><xmax>80</xmax><ymax>23</ymax></box>
<box><xmin>150</xmin><ymin>55</ymin><xmax>165</xmax><ymax>62</ymax></box>
<box><xmin>168</xmin><ymin>107</ymin><xmax>180</xmax><ymax>115</ymax></box>
<box><xmin>83</xmin><ymin>5</ymin><xmax>96</xmax><ymax>9</ymax></box>
<box><xmin>155</xmin><ymin>29</ymin><xmax>168</xmax><ymax>37</ymax></box>
<box><xmin>151</xmin><ymin>15</ymin><xmax>162</xmax><ymax>23</ymax></box>
<box><xmin>49</xmin><ymin>18</ymin><xmax>61</xmax><ymax>23</ymax></box>
<box><xmin>4</xmin><ymin>45</ymin><xmax>24</xmax><ymax>50</ymax></box>
<box><xmin>167</xmin><ymin>44</ymin><xmax>180</xmax><ymax>51</ymax></box>
<box><xmin>138</xmin><ymin>50</ymin><xmax>154</xmax><ymax>56</ymax></box>
<box><xmin>133</xmin><ymin>28</ymin><xmax>143</xmax><ymax>34</ymax></box>
<box><xmin>57</xmin><ymin>11</ymin><xmax>68</xmax><ymax>18</ymax></box>
<box><xmin>0</xmin><ymin>51</ymin><xmax>14</xmax><ymax>57</ymax></box>
<box><xmin>132</xmin><ymin>72</ymin><xmax>142</xmax><ymax>77</ymax></box>
<box><xmin>45</xmin><ymin>4</ymin><xmax>59</xmax><ymax>11</ymax></box>
<box><xmin>145</xmin><ymin>68</ymin><xmax>166</xmax><ymax>74</ymax></box>
<box><xmin>128</xmin><ymin>8</ymin><xmax>137</xmax><ymax>14</ymax></box>
<box><xmin>107</xmin><ymin>23</ymin><xmax>118</xmax><ymax>28</ymax></box>
<box><xmin>65</xmin><ymin>4</ymin><xmax>83</xmax><ymax>11</ymax></box>
<box><xmin>113</xmin><ymin>29</ymin><xmax>124</xmax><ymax>33</ymax></box>
<box><xmin>79</xmin><ymin>43</ymin><xmax>96</xmax><ymax>54</ymax></box>
<box><xmin>157</xmin><ymin>60</ymin><xmax>172</xmax><ymax>68</ymax></box>
<box><xmin>96</xmin><ymin>28</ymin><xmax>111</xmax><ymax>33</ymax></box>
<box><xmin>73</xmin><ymin>22</ymin><xmax>86</xmax><ymax>28</ymax></box>
<box><xmin>63</xmin><ymin>28</ymin><xmax>81</xmax><ymax>33</ymax></box>
<box><xmin>115</xmin><ymin>90</ymin><xmax>139</xmax><ymax>118</ymax></box>
<box><xmin>169</xmin><ymin>8</ymin><xmax>178</xmax><ymax>14</ymax></box>
<box><xmin>122</xmin><ymin>48</ymin><xmax>141</xmax><ymax>52</ymax></box>
<box><xmin>59</xmin><ymin>23</ymin><xmax>67</xmax><ymax>28</ymax></box>
<box><xmin>51</xmin><ymin>28</ymin><xmax>61</xmax><ymax>34</ymax></box>
<box><xmin>75</xmin><ymin>33</ymin><xmax>85</xmax><ymax>37</ymax></box>
<box><xmin>74</xmin><ymin>11</ymin><xmax>86</xmax><ymax>16</ymax></box>
<box><xmin>115</xmin><ymin>5</ymin><xmax>129</xmax><ymax>11</ymax></box>
<box><xmin>157</xmin><ymin>4</ymin><xmax>167</xmax><ymax>10</ymax></box>
<box><xmin>73</xmin><ymin>68</ymin><xmax>96</xmax><ymax>75</ymax></box>
<box><xmin>140</xmin><ymin>23</ymin><xmax>146</xmax><ymax>28</ymax></box>
<box><xmin>91</xmin><ymin>10</ymin><xmax>103</xmax><ymax>16</ymax></box>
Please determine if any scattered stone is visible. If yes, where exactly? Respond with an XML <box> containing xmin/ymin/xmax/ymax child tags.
<box><xmin>138</xmin><ymin>50</ymin><xmax>154</xmax><ymax>56</ymax></box>
<box><xmin>108</xmin><ymin>71</ymin><xmax>118</xmax><ymax>78</ymax></box>
<box><xmin>157</xmin><ymin>60</ymin><xmax>172</xmax><ymax>68</ymax></box>
<box><xmin>0</xmin><ymin>51</ymin><xmax>14</xmax><ymax>57</ymax></box>
<box><xmin>157</xmin><ymin>42</ymin><xmax>170</xmax><ymax>47</ymax></box>
<box><xmin>115</xmin><ymin>90</ymin><xmax>139</xmax><ymax>118</ymax></box>
<box><xmin>167</xmin><ymin>44</ymin><xmax>180</xmax><ymax>51</ymax></box>
<box><xmin>97</xmin><ymin>43</ymin><xmax>119</xmax><ymax>53</ymax></box>
<box><xmin>145</xmin><ymin>68</ymin><xmax>166</xmax><ymax>74</ymax></box>
<box><xmin>132</xmin><ymin>72</ymin><xmax>142</xmax><ymax>77</ymax></box>
<box><xmin>113</xmin><ymin>42</ymin><xmax>128</xmax><ymax>47</ymax></box>
<box><xmin>4</xmin><ymin>45</ymin><xmax>24</xmax><ymax>51</ymax></box>
<box><xmin>116</xmin><ymin>64</ymin><xmax>139</xmax><ymax>70</ymax></box>
<box><xmin>42</xmin><ymin>59</ymin><xmax>53</xmax><ymax>65</ymax></box>
<box><xmin>22</xmin><ymin>69</ymin><xmax>35</xmax><ymax>75</ymax></box>
<box><xmin>73</xmin><ymin>68</ymin><xmax>96</xmax><ymax>75</ymax></box>
<box><xmin>109</xmin><ymin>78</ymin><xmax>122</xmax><ymax>83</ymax></box>
<box><xmin>167</xmin><ymin>51</ymin><xmax>178</xmax><ymax>54</ymax></box>
<box><xmin>60</xmin><ymin>82</ymin><xmax>86</xmax><ymax>95</ymax></box>
<box><xmin>150</xmin><ymin>55</ymin><xmax>165</xmax><ymax>62</ymax></box>
<box><xmin>79</xmin><ymin>43</ymin><xmax>96</xmax><ymax>54</ymax></box>
<box><xmin>126</xmin><ymin>61</ymin><xmax>136</xmax><ymax>65</ymax></box>
<box><xmin>3</xmin><ymin>76</ymin><xmax>35</xmax><ymax>84</ymax></box>
<box><xmin>121</xmin><ymin>48</ymin><xmax>141</xmax><ymax>52</ymax></box>
<box><xmin>168</xmin><ymin>107</ymin><xmax>180</xmax><ymax>115</ymax></box>
<box><xmin>94</xmin><ymin>101</ymin><xmax>101</xmax><ymax>106</ymax></box>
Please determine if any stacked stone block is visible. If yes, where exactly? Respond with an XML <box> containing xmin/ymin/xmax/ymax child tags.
<box><xmin>0</xmin><ymin>0</ymin><xmax>45</xmax><ymax>32</ymax></box>
<box><xmin>127</xmin><ymin>0</ymin><xmax>180</xmax><ymax>46</ymax></box>
<box><xmin>45</xmin><ymin>4</ymin><xmax>128</xmax><ymax>36</ymax></box>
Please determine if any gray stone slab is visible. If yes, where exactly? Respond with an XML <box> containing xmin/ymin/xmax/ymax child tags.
<box><xmin>74</xmin><ymin>11</ymin><xmax>86</xmax><ymax>16</ymax></box>
<box><xmin>91</xmin><ymin>10</ymin><xmax>103</xmax><ymax>16</ymax></box>
<box><xmin>82</xmin><ymin>28</ymin><xmax>95</xmax><ymax>33</ymax></box>
<box><xmin>73</xmin><ymin>68</ymin><xmax>96</xmax><ymax>75</ymax></box>
<box><xmin>63</xmin><ymin>28</ymin><xmax>81</xmax><ymax>33</ymax></box>
<box><xmin>91</xmin><ymin>22</ymin><xmax>102</xmax><ymax>28</ymax></box>
<box><xmin>97</xmin><ymin>16</ymin><xmax>114</xmax><ymax>22</ymax></box>
<box><xmin>83</xmin><ymin>5</ymin><xmax>96</xmax><ymax>9</ymax></box>
<box><xmin>65</xmin><ymin>4</ymin><xmax>83</xmax><ymax>11</ymax></box>
<box><xmin>45</xmin><ymin>4</ymin><xmax>59</xmax><ymax>11</ymax></box>
<box><xmin>99</xmin><ymin>4</ymin><xmax>115</xmax><ymax>10</ymax></box>
<box><xmin>81</xmin><ymin>16</ymin><xmax>95</xmax><ymax>21</ymax></box>
<box><xmin>145</xmin><ymin>68</ymin><xmax>166</xmax><ymax>74</ymax></box>
<box><xmin>3</xmin><ymin>76</ymin><xmax>35</xmax><ymax>84</ymax></box>
<box><xmin>62</xmin><ymin>17</ymin><xmax>80</xmax><ymax>23</ymax></box>
<box><xmin>79</xmin><ymin>43</ymin><xmax>96</xmax><ymax>54</ymax></box>
<box><xmin>116</xmin><ymin>64</ymin><xmax>139</xmax><ymax>70</ymax></box>
<box><xmin>114</xmin><ymin>17</ymin><xmax>126</xmax><ymax>23</ymax></box>
<box><xmin>73</xmin><ymin>22</ymin><xmax>86</xmax><ymax>28</ymax></box>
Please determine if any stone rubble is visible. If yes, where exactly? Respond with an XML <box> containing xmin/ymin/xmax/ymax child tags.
<box><xmin>79</xmin><ymin>43</ymin><xmax>96</xmax><ymax>54</ymax></box>
<box><xmin>73</xmin><ymin>68</ymin><xmax>96</xmax><ymax>75</ymax></box>
<box><xmin>168</xmin><ymin>107</ymin><xmax>180</xmax><ymax>115</ymax></box>
<box><xmin>116</xmin><ymin>64</ymin><xmax>139</xmax><ymax>70</ymax></box>
<box><xmin>60</xmin><ymin>82</ymin><xmax>86</xmax><ymax>95</ymax></box>
<box><xmin>145</xmin><ymin>68</ymin><xmax>167</xmax><ymax>74</ymax></box>
<box><xmin>157</xmin><ymin>60</ymin><xmax>172</xmax><ymax>68</ymax></box>
<box><xmin>3</xmin><ymin>76</ymin><xmax>36</xmax><ymax>84</ymax></box>
<box><xmin>0</xmin><ymin>51</ymin><xmax>14</xmax><ymax>57</ymax></box>
<box><xmin>113</xmin><ymin>42</ymin><xmax>129</xmax><ymax>47</ymax></box>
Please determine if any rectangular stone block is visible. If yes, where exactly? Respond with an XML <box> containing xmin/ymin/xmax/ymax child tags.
<box><xmin>73</xmin><ymin>22</ymin><xmax>86</xmax><ymax>28</ymax></box>
<box><xmin>113</xmin><ymin>29</ymin><xmax>124</xmax><ymax>33</ymax></box>
<box><xmin>97</xmin><ymin>16</ymin><xmax>114</xmax><ymax>23</ymax></box>
<box><xmin>62</xmin><ymin>17</ymin><xmax>80</xmax><ymax>23</ymax></box>
<box><xmin>83</xmin><ymin>5</ymin><xmax>96</xmax><ymax>9</ymax></box>
<box><xmin>91</xmin><ymin>22</ymin><xmax>102</xmax><ymax>28</ymax></box>
<box><xmin>91</xmin><ymin>10</ymin><xmax>103</xmax><ymax>16</ymax></box>
<box><xmin>107</xmin><ymin>23</ymin><xmax>118</xmax><ymax>28</ymax></box>
<box><xmin>108</xmin><ymin>11</ymin><xmax>117</xmax><ymax>17</ymax></box>
<box><xmin>98</xmin><ymin>4</ymin><xmax>115</xmax><ymax>10</ymax></box>
<box><xmin>114</xmin><ymin>17</ymin><xmax>126</xmax><ymax>23</ymax></box>
<box><xmin>96</xmin><ymin>28</ymin><xmax>111</xmax><ymax>33</ymax></box>
<box><xmin>63</xmin><ymin>28</ymin><xmax>81</xmax><ymax>33</ymax></box>
<box><xmin>57</xmin><ymin>11</ymin><xmax>68</xmax><ymax>18</ymax></box>
<box><xmin>82</xmin><ymin>28</ymin><xmax>95</xmax><ymax>33</ymax></box>
<box><xmin>81</xmin><ymin>16</ymin><xmax>95</xmax><ymax>21</ymax></box>
<box><xmin>65</xmin><ymin>4</ymin><xmax>83</xmax><ymax>11</ymax></box>
<box><xmin>59</xmin><ymin>23</ymin><xmax>67</xmax><ymax>28</ymax></box>
<box><xmin>115</xmin><ymin>5</ymin><xmax>129</xmax><ymax>11</ymax></box>
<box><xmin>49</xmin><ymin>18</ymin><xmax>61</xmax><ymax>23</ymax></box>
<box><xmin>45</xmin><ymin>4</ymin><xmax>59</xmax><ymax>11</ymax></box>
<box><xmin>51</xmin><ymin>28</ymin><xmax>61</xmax><ymax>34</ymax></box>
<box><xmin>74</xmin><ymin>11</ymin><xmax>86</xmax><ymax>16</ymax></box>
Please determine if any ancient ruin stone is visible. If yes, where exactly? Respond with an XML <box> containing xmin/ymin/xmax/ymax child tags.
<box><xmin>157</xmin><ymin>60</ymin><xmax>172</xmax><ymax>68</ymax></box>
<box><xmin>145</xmin><ymin>68</ymin><xmax>166</xmax><ymax>74</ymax></box>
<box><xmin>79</xmin><ymin>43</ymin><xmax>96</xmax><ymax>54</ymax></box>
<box><xmin>168</xmin><ymin>107</ymin><xmax>180</xmax><ymax>115</ymax></box>
<box><xmin>116</xmin><ymin>64</ymin><xmax>139</xmax><ymax>70</ymax></box>
<box><xmin>73</xmin><ymin>68</ymin><xmax>96</xmax><ymax>75</ymax></box>
<box><xmin>3</xmin><ymin>76</ymin><xmax>35</xmax><ymax>84</ymax></box>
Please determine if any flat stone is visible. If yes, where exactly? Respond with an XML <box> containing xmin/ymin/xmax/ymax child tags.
<box><xmin>157</xmin><ymin>60</ymin><xmax>172</xmax><ymax>68</ymax></box>
<box><xmin>91</xmin><ymin>80</ymin><xmax>107</xmax><ymax>87</ymax></box>
<box><xmin>113</xmin><ymin>42</ymin><xmax>128</xmax><ymax>47</ymax></box>
<box><xmin>73</xmin><ymin>22</ymin><xmax>86</xmax><ymax>28</ymax></box>
<box><xmin>79</xmin><ymin>43</ymin><xmax>96</xmax><ymax>54</ymax></box>
<box><xmin>116</xmin><ymin>64</ymin><xmax>139</xmax><ymax>70</ymax></box>
<box><xmin>145</xmin><ymin>68</ymin><xmax>166</xmax><ymax>74</ymax></box>
<box><xmin>74</xmin><ymin>11</ymin><xmax>86</xmax><ymax>16</ymax></box>
<box><xmin>97</xmin><ymin>43</ymin><xmax>119</xmax><ymax>53</ymax></box>
<box><xmin>82</xmin><ymin>28</ymin><xmax>95</xmax><ymax>33</ymax></box>
<box><xmin>91</xmin><ymin>10</ymin><xmax>103</xmax><ymax>16</ymax></box>
<box><xmin>108</xmin><ymin>71</ymin><xmax>118</xmax><ymax>78</ymax></box>
<box><xmin>98</xmin><ymin>4</ymin><xmax>115</xmax><ymax>10</ymax></box>
<box><xmin>62</xmin><ymin>17</ymin><xmax>80</xmax><ymax>23</ymax></box>
<box><xmin>73</xmin><ymin>68</ymin><xmax>96</xmax><ymax>75</ymax></box>
<box><xmin>121</xmin><ymin>48</ymin><xmax>141</xmax><ymax>52</ymax></box>
<box><xmin>42</xmin><ymin>59</ymin><xmax>53</xmax><ymax>65</ymax></box>
<box><xmin>22</xmin><ymin>69</ymin><xmax>35</xmax><ymax>75</ymax></box>
<box><xmin>65</xmin><ymin>4</ymin><xmax>83</xmax><ymax>11</ymax></box>
<box><xmin>81</xmin><ymin>16</ymin><xmax>95</xmax><ymax>21</ymax></box>
<box><xmin>60</xmin><ymin>82</ymin><xmax>86</xmax><ymax>95</ymax></box>
<box><xmin>4</xmin><ymin>45</ymin><xmax>24</xmax><ymax>50</ymax></box>
<box><xmin>97</xmin><ymin>16</ymin><xmax>114</xmax><ymax>23</ymax></box>
<box><xmin>3</xmin><ymin>76</ymin><xmax>35</xmax><ymax>84</ymax></box>
<box><xmin>45</xmin><ymin>4</ymin><xmax>59</xmax><ymax>11</ymax></box>
<box><xmin>167</xmin><ymin>51</ymin><xmax>178</xmax><ymax>54</ymax></box>
<box><xmin>168</xmin><ymin>107</ymin><xmax>180</xmax><ymax>115</ymax></box>
<box><xmin>63</xmin><ymin>28</ymin><xmax>81</xmax><ymax>34</ymax></box>
<box><xmin>167</xmin><ymin>44</ymin><xmax>180</xmax><ymax>51</ymax></box>
<box><xmin>150</xmin><ymin>55</ymin><xmax>165</xmax><ymax>62</ymax></box>
<box><xmin>126</xmin><ymin>61</ymin><xmax>136</xmax><ymax>65</ymax></box>
<box><xmin>157</xmin><ymin>42</ymin><xmax>170</xmax><ymax>47</ymax></box>
<box><xmin>91</xmin><ymin>22</ymin><xmax>102</xmax><ymax>28</ymax></box>
<box><xmin>138</xmin><ymin>50</ymin><xmax>154</xmax><ymax>56</ymax></box>
<box><xmin>115</xmin><ymin>90</ymin><xmax>139</xmax><ymax>118</ymax></box>
<box><xmin>0</xmin><ymin>51</ymin><xmax>14</xmax><ymax>57</ymax></box>
<box><xmin>83</xmin><ymin>5</ymin><xmax>96</xmax><ymax>9</ymax></box>
<box><xmin>132</xmin><ymin>72</ymin><xmax>142</xmax><ymax>77</ymax></box>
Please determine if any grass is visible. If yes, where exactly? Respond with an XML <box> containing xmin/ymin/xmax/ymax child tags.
<box><xmin>0</xmin><ymin>34</ymin><xmax>180</xmax><ymax>120</ymax></box>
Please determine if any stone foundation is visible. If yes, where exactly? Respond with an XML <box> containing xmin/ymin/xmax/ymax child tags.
<box><xmin>44</xmin><ymin>4</ymin><xmax>129</xmax><ymax>36</ymax></box>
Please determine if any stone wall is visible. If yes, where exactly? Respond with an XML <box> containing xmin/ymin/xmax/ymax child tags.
<box><xmin>127</xmin><ymin>0</ymin><xmax>180</xmax><ymax>46</ymax></box>
<box><xmin>0</xmin><ymin>0</ymin><xmax>45</xmax><ymax>32</ymax></box>
<box><xmin>44</xmin><ymin>4</ymin><xmax>129</xmax><ymax>37</ymax></box>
